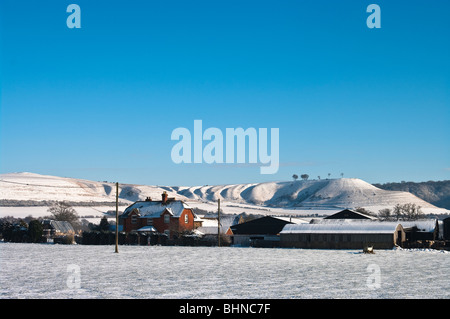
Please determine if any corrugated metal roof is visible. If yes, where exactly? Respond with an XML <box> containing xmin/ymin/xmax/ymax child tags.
<box><xmin>281</xmin><ymin>222</ymin><xmax>402</xmax><ymax>234</ymax></box>
<box><xmin>50</xmin><ymin>220</ymin><xmax>74</xmax><ymax>233</ymax></box>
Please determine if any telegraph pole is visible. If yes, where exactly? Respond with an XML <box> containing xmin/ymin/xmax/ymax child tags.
<box><xmin>115</xmin><ymin>182</ymin><xmax>119</xmax><ymax>253</ymax></box>
<box><xmin>217</xmin><ymin>198</ymin><xmax>221</xmax><ymax>247</ymax></box>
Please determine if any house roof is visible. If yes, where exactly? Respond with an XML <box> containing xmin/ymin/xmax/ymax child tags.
<box><xmin>281</xmin><ymin>222</ymin><xmax>403</xmax><ymax>234</ymax></box>
<box><xmin>47</xmin><ymin>220</ymin><xmax>74</xmax><ymax>233</ymax></box>
<box><xmin>121</xmin><ymin>200</ymin><xmax>194</xmax><ymax>219</ymax></box>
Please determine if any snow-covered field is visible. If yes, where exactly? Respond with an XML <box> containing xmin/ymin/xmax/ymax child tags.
<box><xmin>1</xmin><ymin>243</ymin><xmax>448</xmax><ymax>299</ymax></box>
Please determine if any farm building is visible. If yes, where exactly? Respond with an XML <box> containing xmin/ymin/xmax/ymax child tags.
<box><xmin>318</xmin><ymin>209</ymin><xmax>439</xmax><ymax>245</ymax></box>
<box><xmin>399</xmin><ymin>220</ymin><xmax>439</xmax><ymax>242</ymax></box>
<box><xmin>280</xmin><ymin>222</ymin><xmax>405</xmax><ymax>249</ymax></box>
<box><xmin>120</xmin><ymin>192</ymin><xmax>199</xmax><ymax>239</ymax></box>
<box><xmin>42</xmin><ymin>220</ymin><xmax>75</xmax><ymax>237</ymax></box>
<box><xmin>324</xmin><ymin>209</ymin><xmax>377</xmax><ymax>220</ymax></box>
<box><xmin>443</xmin><ymin>217</ymin><xmax>450</xmax><ymax>241</ymax></box>
<box><xmin>228</xmin><ymin>216</ymin><xmax>307</xmax><ymax>247</ymax></box>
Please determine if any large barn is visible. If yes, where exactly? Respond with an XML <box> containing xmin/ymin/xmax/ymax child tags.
<box><xmin>228</xmin><ymin>216</ymin><xmax>307</xmax><ymax>247</ymax></box>
<box><xmin>280</xmin><ymin>222</ymin><xmax>405</xmax><ymax>249</ymax></box>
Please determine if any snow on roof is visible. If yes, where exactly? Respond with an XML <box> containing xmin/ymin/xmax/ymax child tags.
<box><xmin>123</xmin><ymin>200</ymin><xmax>192</xmax><ymax>218</ymax></box>
<box><xmin>273</xmin><ymin>216</ymin><xmax>309</xmax><ymax>224</ymax></box>
<box><xmin>397</xmin><ymin>220</ymin><xmax>437</xmax><ymax>232</ymax></box>
<box><xmin>47</xmin><ymin>220</ymin><xmax>74</xmax><ymax>233</ymax></box>
<box><xmin>136</xmin><ymin>226</ymin><xmax>157</xmax><ymax>232</ymax></box>
<box><xmin>324</xmin><ymin>209</ymin><xmax>378</xmax><ymax>220</ymax></box>
<box><xmin>313</xmin><ymin>218</ymin><xmax>438</xmax><ymax>232</ymax></box>
<box><xmin>280</xmin><ymin>222</ymin><xmax>402</xmax><ymax>234</ymax></box>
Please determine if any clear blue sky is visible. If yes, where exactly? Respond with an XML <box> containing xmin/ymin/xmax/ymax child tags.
<box><xmin>0</xmin><ymin>0</ymin><xmax>449</xmax><ymax>186</ymax></box>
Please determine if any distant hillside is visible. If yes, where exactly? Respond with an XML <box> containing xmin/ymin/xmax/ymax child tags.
<box><xmin>174</xmin><ymin>178</ymin><xmax>439</xmax><ymax>210</ymax></box>
<box><xmin>1</xmin><ymin>173</ymin><xmax>448</xmax><ymax>217</ymax></box>
<box><xmin>373</xmin><ymin>180</ymin><xmax>450</xmax><ymax>209</ymax></box>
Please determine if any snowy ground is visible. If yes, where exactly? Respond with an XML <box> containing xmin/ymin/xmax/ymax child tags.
<box><xmin>0</xmin><ymin>243</ymin><xmax>448</xmax><ymax>299</ymax></box>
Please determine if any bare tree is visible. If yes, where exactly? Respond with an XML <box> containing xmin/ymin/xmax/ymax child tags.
<box><xmin>391</xmin><ymin>203</ymin><xmax>425</xmax><ymax>221</ymax></box>
<box><xmin>355</xmin><ymin>207</ymin><xmax>376</xmax><ymax>217</ymax></box>
<box><xmin>393</xmin><ymin>204</ymin><xmax>403</xmax><ymax>220</ymax></box>
<box><xmin>47</xmin><ymin>202</ymin><xmax>80</xmax><ymax>229</ymax></box>
<box><xmin>402</xmin><ymin>203</ymin><xmax>424</xmax><ymax>220</ymax></box>
<box><xmin>378</xmin><ymin>208</ymin><xmax>392</xmax><ymax>221</ymax></box>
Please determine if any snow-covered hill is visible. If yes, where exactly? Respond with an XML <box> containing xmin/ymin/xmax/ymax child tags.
<box><xmin>0</xmin><ymin>172</ymin><xmax>447</xmax><ymax>219</ymax></box>
<box><xmin>0</xmin><ymin>172</ymin><xmax>186</xmax><ymax>204</ymax></box>
<box><xmin>174</xmin><ymin>178</ymin><xmax>441</xmax><ymax>209</ymax></box>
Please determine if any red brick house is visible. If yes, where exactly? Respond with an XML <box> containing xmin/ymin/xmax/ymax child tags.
<box><xmin>120</xmin><ymin>192</ymin><xmax>199</xmax><ymax>239</ymax></box>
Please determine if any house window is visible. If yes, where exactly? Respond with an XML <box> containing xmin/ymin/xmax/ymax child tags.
<box><xmin>164</xmin><ymin>214</ymin><xmax>170</xmax><ymax>224</ymax></box>
<box><xmin>131</xmin><ymin>215</ymin><xmax>138</xmax><ymax>224</ymax></box>
<box><xmin>147</xmin><ymin>218</ymin><xmax>153</xmax><ymax>226</ymax></box>
<box><xmin>184</xmin><ymin>213</ymin><xmax>189</xmax><ymax>224</ymax></box>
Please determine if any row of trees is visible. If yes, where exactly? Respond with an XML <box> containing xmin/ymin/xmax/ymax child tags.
<box><xmin>0</xmin><ymin>218</ymin><xmax>44</xmax><ymax>243</ymax></box>
<box><xmin>378</xmin><ymin>203</ymin><xmax>425</xmax><ymax>221</ymax></box>
<box><xmin>292</xmin><ymin>173</ymin><xmax>345</xmax><ymax>181</ymax></box>
<box><xmin>355</xmin><ymin>203</ymin><xmax>426</xmax><ymax>221</ymax></box>
<box><xmin>0</xmin><ymin>202</ymin><xmax>114</xmax><ymax>243</ymax></box>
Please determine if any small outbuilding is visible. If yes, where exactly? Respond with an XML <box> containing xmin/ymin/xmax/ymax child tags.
<box><xmin>280</xmin><ymin>222</ymin><xmax>405</xmax><ymax>249</ymax></box>
<box><xmin>400</xmin><ymin>220</ymin><xmax>440</xmax><ymax>242</ymax></box>
<box><xmin>42</xmin><ymin>220</ymin><xmax>75</xmax><ymax>237</ymax></box>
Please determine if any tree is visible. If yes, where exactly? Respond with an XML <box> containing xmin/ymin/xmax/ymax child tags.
<box><xmin>28</xmin><ymin>219</ymin><xmax>43</xmax><ymax>243</ymax></box>
<box><xmin>393</xmin><ymin>204</ymin><xmax>403</xmax><ymax>220</ymax></box>
<box><xmin>391</xmin><ymin>203</ymin><xmax>425</xmax><ymax>221</ymax></box>
<box><xmin>98</xmin><ymin>216</ymin><xmax>111</xmax><ymax>232</ymax></box>
<box><xmin>292</xmin><ymin>174</ymin><xmax>298</xmax><ymax>181</ymax></box>
<box><xmin>355</xmin><ymin>207</ymin><xmax>376</xmax><ymax>217</ymax></box>
<box><xmin>402</xmin><ymin>203</ymin><xmax>424</xmax><ymax>220</ymax></box>
<box><xmin>300</xmin><ymin>174</ymin><xmax>309</xmax><ymax>181</ymax></box>
<box><xmin>47</xmin><ymin>202</ymin><xmax>80</xmax><ymax>229</ymax></box>
<box><xmin>378</xmin><ymin>208</ymin><xmax>392</xmax><ymax>221</ymax></box>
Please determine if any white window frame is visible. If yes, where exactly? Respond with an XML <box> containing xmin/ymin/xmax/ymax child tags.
<box><xmin>184</xmin><ymin>213</ymin><xmax>189</xmax><ymax>224</ymax></box>
<box><xmin>164</xmin><ymin>214</ymin><xmax>170</xmax><ymax>224</ymax></box>
<box><xmin>131</xmin><ymin>215</ymin><xmax>138</xmax><ymax>224</ymax></box>
<box><xmin>147</xmin><ymin>218</ymin><xmax>153</xmax><ymax>226</ymax></box>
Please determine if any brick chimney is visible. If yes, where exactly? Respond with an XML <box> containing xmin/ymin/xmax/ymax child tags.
<box><xmin>161</xmin><ymin>191</ymin><xmax>168</xmax><ymax>204</ymax></box>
